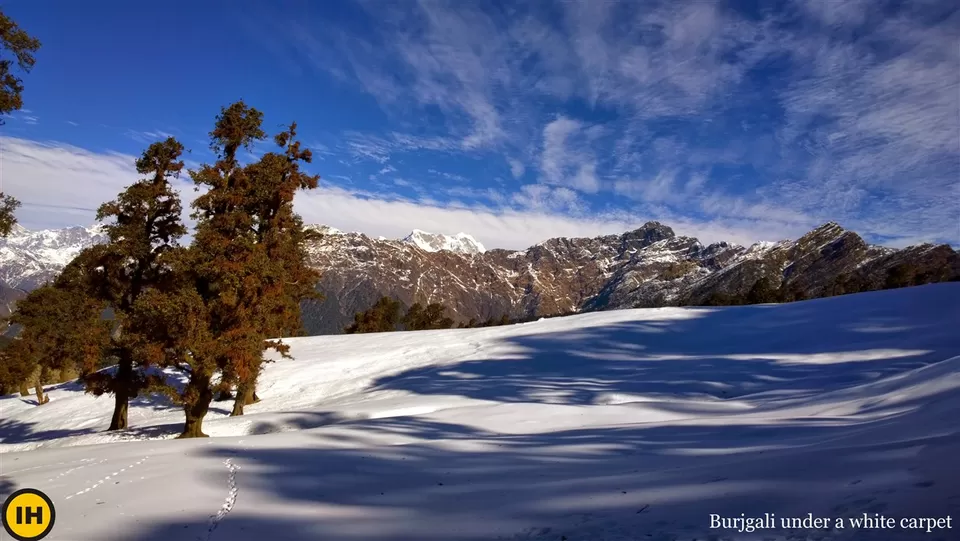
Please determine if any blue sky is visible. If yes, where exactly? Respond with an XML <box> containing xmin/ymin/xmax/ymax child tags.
<box><xmin>2</xmin><ymin>0</ymin><xmax>957</xmax><ymax>249</ymax></box>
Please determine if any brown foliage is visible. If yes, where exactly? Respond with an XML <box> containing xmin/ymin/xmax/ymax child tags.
<box><xmin>137</xmin><ymin>102</ymin><xmax>322</xmax><ymax>432</ymax></box>
<box><xmin>0</xmin><ymin>279</ymin><xmax>110</xmax><ymax>401</ymax></box>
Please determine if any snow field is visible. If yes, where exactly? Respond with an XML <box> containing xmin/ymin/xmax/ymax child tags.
<box><xmin>0</xmin><ymin>283</ymin><xmax>958</xmax><ymax>540</ymax></box>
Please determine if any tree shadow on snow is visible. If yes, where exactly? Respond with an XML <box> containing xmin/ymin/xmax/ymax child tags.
<box><xmin>247</xmin><ymin>411</ymin><xmax>356</xmax><ymax>435</ymax></box>
<box><xmin>0</xmin><ymin>476</ymin><xmax>17</xmax><ymax>499</ymax></box>
<box><xmin>0</xmin><ymin>418</ymin><xmax>97</xmax><ymax>444</ymax></box>
<box><xmin>120</xmin><ymin>390</ymin><xmax>960</xmax><ymax>541</ymax></box>
<box><xmin>372</xmin><ymin>285</ymin><xmax>960</xmax><ymax>407</ymax></box>
<box><xmin>68</xmin><ymin>285</ymin><xmax>960</xmax><ymax>540</ymax></box>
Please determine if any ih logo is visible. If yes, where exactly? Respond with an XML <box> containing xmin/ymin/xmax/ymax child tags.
<box><xmin>2</xmin><ymin>488</ymin><xmax>56</xmax><ymax>541</ymax></box>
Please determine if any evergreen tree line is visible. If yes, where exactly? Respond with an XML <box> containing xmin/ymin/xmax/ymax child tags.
<box><xmin>689</xmin><ymin>262</ymin><xmax>957</xmax><ymax>308</ymax></box>
<box><xmin>344</xmin><ymin>296</ymin><xmax>574</xmax><ymax>334</ymax></box>
<box><xmin>349</xmin><ymin>258</ymin><xmax>957</xmax><ymax>335</ymax></box>
<box><xmin>343</xmin><ymin>297</ymin><xmax>459</xmax><ymax>333</ymax></box>
<box><xmin>0</xmin><ymin>14</ymin><xmax>324</xmax><ymax>436</ymax></box>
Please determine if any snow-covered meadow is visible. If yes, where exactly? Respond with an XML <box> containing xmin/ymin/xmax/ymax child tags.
<box><xmin>1</xmin><ymin>284</ymin><xmax>958</xmax><ymax>540</ymax></box>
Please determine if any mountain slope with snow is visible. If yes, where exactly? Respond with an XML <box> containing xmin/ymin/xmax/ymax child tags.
<box><xmin>0</xmin><ymin>224</ymin><xmax>108</xmax><ymax>291</ymax></box>
<box><xmin>402</xmin><ymin>228</ymin><xmax>486</xmax><ymax>254</ymax></box>
<box><xmin>1</xmin><ymin>284</ymin><xmax>958</xmax><ymax>540</ymax></box>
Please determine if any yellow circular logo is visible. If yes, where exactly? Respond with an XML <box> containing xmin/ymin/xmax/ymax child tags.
<box><xmin>2</xmin><ymin>488</ymin><xmax>56</xmax><ymax>541</ymax></box>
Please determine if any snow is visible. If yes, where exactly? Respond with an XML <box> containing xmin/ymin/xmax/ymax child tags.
<box><xmin>304</xmin><ymin>224</ymin><xmax>343</xmax><ymax>236</ymax></box>
<box><xmin>1</xmin><ymin>284</ymin><xmax>959</xmax><ymax>540</ymax></box>
<box><xmin>402</xmin><ymin>229</ymin><xmax>486</xmax><ymax>254</ymax></box>
<box><xmin>0</xmin><ymin>223</ymin><xmax>109</xmax><ymax>289</ymax></box>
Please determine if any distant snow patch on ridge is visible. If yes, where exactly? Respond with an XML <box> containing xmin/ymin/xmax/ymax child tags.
<box><xmin>306</xmin><ymin>224</ymin><xmax>344</xmax><ymax>236</ymax></box>
<box><xmin>402</xmin><ymin>229</ymin><xmax>486</xmax><ymax>254</ymax></box>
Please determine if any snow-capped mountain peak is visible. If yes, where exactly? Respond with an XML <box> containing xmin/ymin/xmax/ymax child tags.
<box><xmin>0</xmin><ymin>224</ymin><xmax>109</xmax><ymax>290</ymax></box>
<box><xmin>401</xmin><ymin>229</ymin><xmax>486</xmax><ymax>254</ymax></box>
<box><xmin>305</xmin><ymin>224</ymin><xmax>344</xmax><ymax>236</ymax></box>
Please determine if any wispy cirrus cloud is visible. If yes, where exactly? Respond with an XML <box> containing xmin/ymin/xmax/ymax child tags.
<box><xmin>17</xmin><ymin>0</ymin><xmax>960</xmax><ymax>249</ymax></box>
<box><xmin>342</xmin><ymin>131</ymin><xmax>459</xmax><ymax>164</ymax></box>
<box><xmin>539</xmin><ymin>116</ymin><xmax>602</xmax><ymax>194</ymax></box>
<box><xmin>3</xmin><ymin>136</ymin><xmax>828</xmax><ymax>249</ymax></box>
<box><xmin>125</xmin><ymin>129</ymin><xmax>176</xmax><ymax>144</ymax></box>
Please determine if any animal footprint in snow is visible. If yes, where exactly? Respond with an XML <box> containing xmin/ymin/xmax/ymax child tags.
<box><xmin>65</xmin><ymin>456</ymin><xmax>150</xmax><ymax>500</ymax></box>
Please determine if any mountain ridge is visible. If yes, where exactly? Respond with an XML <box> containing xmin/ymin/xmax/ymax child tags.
<box><xmin>1</xmin><ymin>221</ymin><xmax>956</xmax><ymax>335</ymax></box>
<box><xmin>300</xmin><ymin>220</ymin><xmax>958</xmax><ymax>334</ymax></box>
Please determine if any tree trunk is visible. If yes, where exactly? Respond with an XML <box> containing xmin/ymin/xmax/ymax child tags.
<box><xmin>108</xmin><ymin>360</ymin><xmax>131</xmax><ymax>431</ymax></box>
<box><xmin>230</xmin><ymin>378</ymin><xmax>258</xmax><ymax>416</ymax></box>
<box><xmin>19</xmin><ymin>381</ymin><xmax>30</xmax><ymax>397</ymax></box>
<box><xmin>178</xmin><ymin>374</ymin><xmax>213</xmax><ymax>438</ymax></box>
<box><xmin>34</xmin><ymin>381</ymin><xmax>49</xmax><ymax>405</ymax></box>
<box><xmin>109</xmin><ymin>391</ymin><xmax>129</xmax><ymax>430</ymax></box>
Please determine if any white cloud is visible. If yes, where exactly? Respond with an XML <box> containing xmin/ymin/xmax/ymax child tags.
<box><xmin>249</xmin><ymin>0</ymin><xmax>956</xmax><ymax>250</ymax></box>
<box><xmin>343</xmin><ymin>132</ymin><xmax>460</xmax><ymax>164</ymax></box>
<box><xmin>613</xmin><ymin>171</ymin><xmax>678</xmax><ymax>204</ymax></box>
<box><xmin>428</xmin><ymin>169</ymin><xmax>470</xmax><ymax>183</ymax></box>
<box><xmin>507</xmin><ymin>158</ymin><xmax>525</xmax><ymax>179</ymax></box>
<box><xmin>770</xmin><ymin>3</ymin><xmax>959</xmax><ymax>245</ymax></box>
<box><xmin>0</xmin><ymin>137</ymin><xmax>200</xmax><ymax>231</ymax></box>
<box><xmin>9</xmin><ymin>0</ymin><xmax>960</xmax><ymax>253</ymax></box>
<box><xmin>123</xmin><ymin>129</ymin><xmax>179</xmax><ymax>146</ymax></box>
<box><xmin>0</xmin><ymin>136</ymin><xmax>841</xmax><ymax>251</ymax></box>
<box><xmin>511</xmin><ymin>184</ymin><xmax>583</xmax><ymax>214</ymax></box>
<box><xmin>538</xmin><ymin>116</ymin><xmax>600</xmax><ymax>193</ymax></box>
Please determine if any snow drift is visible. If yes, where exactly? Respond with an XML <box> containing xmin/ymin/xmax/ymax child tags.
<box><xmin>1</xmin><ymin>283</ymin><xmax>958</xmax><ymax>540</ymax></box>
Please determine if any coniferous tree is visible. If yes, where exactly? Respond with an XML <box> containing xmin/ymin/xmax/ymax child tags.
<box><xmin>885</xmin><ymin>263</ymin><xmax>918</xmax><ymax>289</ymax></box>
<box><xmin>226</xmin><ymin>123</ymin><xmax>321</xmax><ymax>416</ymax></box>
<box><xmin>402</xmin><ymin>302</ymin><xmax>455</xmax><ymax>331</ymax></box>
<box><xmin>68</xmin><ymin>138</ymin><xmax>188</xmax><ymax>430</ymax></box>
<box><xmin>344</xmin><ymin>296</ymin><xmax>403</xmax><ymax>333</ymax></box>
<box><xmin>2</xmin><ymin>277</ymin><xmax>110</xmax><ymax>405</ymax></box>
<box><xmin>166</xmin><ymin>101</ymin><xmax>268</xmax><ymax>436</ymax></box>
<box><xmin>0</xmin><ymin>8</ymin><xmax>41</xmax><ymax>122</ymax></box>
<box><xmin>779</xmin><ymin>282</ymin><xmax>810</xmax><ymax>303</ymax></box>
<box><xmin>0</xmin><ymin>194</ymin><xmax>21</xmax><ymax>237</ymax></box>
<box><xmin>746</xmin><ymin>278</ymin><xmax>780</xmax><ymax>304</ymax></box>
<box><xmin>135</xmin><ymin>101</ymin><xmax>321</xmax><ymax>435</ymax></box>
<box><xmin>0</xmin><ymin>8</ymin><xmax>40</xmax><ymax>234</ymax></box>
<box><xmin>0</xmin><ymin>332</ymin><xmax>36</xmax><ymax>398</ymax></box>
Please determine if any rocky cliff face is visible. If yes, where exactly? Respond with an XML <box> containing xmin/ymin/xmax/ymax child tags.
<box><xmin>303</xmin><ymin>222</ymin><xmax>958</xmax><ymax>335</ymax></box>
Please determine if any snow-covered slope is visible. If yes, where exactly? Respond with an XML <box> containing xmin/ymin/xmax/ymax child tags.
<box><xmin>402</xmin><ymin>228</ymin><xmax>486</xmax><ymax>254</ymax></box>
<box><xmin>0</xmin><ymin>224</ymin><xmax>108</xmax><ymax>290</ymax></box>
<box><xmin>1</xmin><ymin>284</ymin><xmax>958</xmax><ymax>540</ymax></box>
